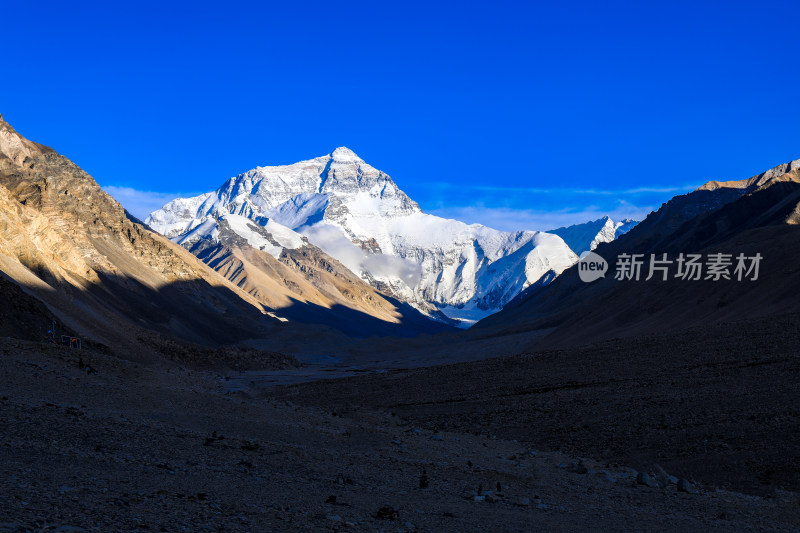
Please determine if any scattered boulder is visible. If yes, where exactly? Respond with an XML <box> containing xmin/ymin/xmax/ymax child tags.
<box><xmin>203</xmin><ymin>431</ymin><xmax>225</xmax><ymax>446</ymax></box>
<box><xmin>653</xmin><ymin>464</ymin><xmax>671</xmax><ymax>488</ymax></box>
<box><xmin>637</xmin><ymin>472</ymin><xmax>660</xmax><ymax>488</ymax></box>
<box><xmin>419</xmin><ymin>470</ymin><xmax>429</xmax><ymax>489</ymax></box>
<box><xmin>375</xmin><ymin>504</ymin><xmax>400</xmax><ymax>520</ymax></box>
<box><xmin>677</xmin><ymin>478</ymin><xmax>698</xmax><ymax>494</ymax></box>
<box><xmin>485</xmin><ymin>491</ymin><xmax>502</xmax><ymax>503</ymax></box>
<box><xmin>78</xmin><ymin>358</ymin><xmax>97</xmax><ymax>375</ymax></box>
<box><xmin>568</xmin><ymin>461</ymin><xmax>588</xmax><ymax>474</ymax></box>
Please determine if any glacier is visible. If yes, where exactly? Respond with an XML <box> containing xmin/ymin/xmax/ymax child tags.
<box><xmin>147</xmin><ymin>147</ymin><xmax>617</xmax><ymax>327</ymax></box>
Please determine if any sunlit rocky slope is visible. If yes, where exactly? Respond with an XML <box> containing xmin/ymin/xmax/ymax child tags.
<box><xmin>0</xmin><ymin>113</ymin><xmax>285</xmax><ymax>357</ymax></box>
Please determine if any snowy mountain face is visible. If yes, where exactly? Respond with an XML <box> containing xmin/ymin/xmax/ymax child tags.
<box><xmin>549</xmin><ymin>216</ymin><xmax>639</xmax><ymax>257</ymax></box>
<box><xmin>148</xmin><ymin>147</ymin><xmax>580</xmax><ymax>327</ymax></box>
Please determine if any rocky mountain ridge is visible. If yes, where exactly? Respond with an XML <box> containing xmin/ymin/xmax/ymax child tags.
<box><xmin>148</xmin><ymin>148</ymin><xmax>585</xmax><ymax>326</ymax></box>
<box><xmin>0</xmin><ymin>113</ymin><xmax>287</xmax><ymax>359</ymax></box>
<box><xmin>549</xmin><ymin>216</ymin><xmax>638</xmax><ymax>256</ymax></box>
<box><xmin>475</xmin><ymin>155</ymin><xmax>800</xmax><ymax>346</ymax></box>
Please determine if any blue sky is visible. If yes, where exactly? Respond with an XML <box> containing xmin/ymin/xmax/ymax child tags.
<box><xmin>2</xmin><ymin>0</ymin><xmax>799</xmax><ymax>230</ymax></box>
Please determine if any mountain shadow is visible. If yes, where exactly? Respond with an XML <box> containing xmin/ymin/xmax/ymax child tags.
<box><xmin>473</xmin><ymin>176</ymin><xmax>800</xmax><ymax>349</ymax></box>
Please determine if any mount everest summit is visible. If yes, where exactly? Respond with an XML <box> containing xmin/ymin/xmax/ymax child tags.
<box><xmin>147</xmin><ymin>147</ymin><xmax>634</xmax><ymax>326</ymax></box>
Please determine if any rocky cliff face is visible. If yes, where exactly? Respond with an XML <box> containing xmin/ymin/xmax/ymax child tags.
<box><xmin>181</xmin><ymin>214</ymin><xmax>453</xmax><ymax>336</ymax></box>
<box><xmin>148</xmin><ymin>148</ymin><xmax>580</xmax><ymax>326</ymax></box>
<box><xmin>0</xmin><ymin>114</ymin><xmax>281</xmax><ymax>355</ymax></box>
<box><xmin>148</xmin><ymin>147</ymin><xmax>420</xmax><ymax>238</ymax></box>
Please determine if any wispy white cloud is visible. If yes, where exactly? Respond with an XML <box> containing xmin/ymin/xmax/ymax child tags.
<box><xmin>418</xmin><ymin>181</ymin><xmax>697</xmax><ymax>231</ymax></box>
<box><xmin>429</xmin><ymin>204</ymin><xmax>655</xmax><ymax>233</ymax></box>
<box><xmin>301</xmin><ymin>222</ymin><xmax>421</xmax><ymax>285</ymax></box>
<box><xmin>425</xmin><ymin>182</ymin><xmax>698</xmax><ymax>195</ymax></box>
<box><xmin>101</xmin><ymin>186</ymin><xmax>200</xmax><ymax>221</ymax></box>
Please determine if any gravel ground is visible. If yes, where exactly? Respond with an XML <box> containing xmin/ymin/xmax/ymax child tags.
<box><xmin>0</xmin><ymin>338</ymin><xmax>798</xmax><ymax>532</ymax></box>
<box><xmin>274</xmin><ymin>314</ymin><xmax>800</xmax><ymax>499</ymax></box>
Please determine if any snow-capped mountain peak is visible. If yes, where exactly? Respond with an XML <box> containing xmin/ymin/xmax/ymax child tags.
<box><xmin>549</xmin><ymin>216</ymin><xmax>638</xmax><ymax>257</ymax></box>
<box><xmin>147</xmin><ymin>149</ymin><xmax>587</xmax><ymax>327</ymax></box>
<box><xmin>330</xmin><ymin>146</ymin><xmax>363</xmax><ymax>163</ymax></box>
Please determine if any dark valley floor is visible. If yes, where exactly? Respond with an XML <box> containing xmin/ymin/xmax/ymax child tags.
<box><xmin>1</xmin><ymin>328</ymin><xmax>799</xmax><ymax>532</ymax></box>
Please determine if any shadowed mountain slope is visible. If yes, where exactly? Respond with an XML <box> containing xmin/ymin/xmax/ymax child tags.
<box><xmin>182</xmin><ymin>216</ymin><xmax>455</xmax><ymax>338</ymax></box>
<box><xmin>473</xmin><ymin>157</ymin><xmax>800</xmax><ymax>348</ymax></box>
<box><xmin>0</xmin><ymin>113</ymin><xmax>287</xmax><ymax>359</ymax></box>
<box><xmin>273</xmin><ymin>157</ymin><xmax>800</xmax><ymax>497</ymax></box>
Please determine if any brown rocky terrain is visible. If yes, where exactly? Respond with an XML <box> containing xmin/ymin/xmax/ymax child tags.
<box><xmin>0</xmin><ymin>112</ymin><xmax>449</xmax><ymax>366</ymax></box>
<box><xmin>0</xmin><ymin>113</ymin><xmax>291</xmax><ymax>360</ymax></box>
<box><xmin>2</xmin><ymin>336</ymin><xmax>799</xmax><ymax>532</ymax></box>
<box><xmin>274</xmin><ymin>312</ymin><xmax>800</xmax><ymax>499</ymax></box>
<box><xmin>0</xmin><ymin>275</ymin><xmax>63</xmax><ymax>342</ymax></box>
<box><xmin>188</xmin><ymin>228</ymin><xmax>451</xmax><ymax>338</ymax></box>
<box><xmin>474</xmin><ymin>157</ymin><xmax>800</xmax><ymax>348</ymax></box>
<box><xmin>1</xmin><ymin>113</ymin><xmax>798</xmax><ymax>531</ymax></box>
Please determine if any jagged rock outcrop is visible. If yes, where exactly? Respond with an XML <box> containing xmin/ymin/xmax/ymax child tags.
<box><xmin>181</xmin><ymin>215</ymin><xmax>452</xmax><ymax>336</ymax></box>
<box><xmin>0</xmin><ymin>114</ymin><xmax>282</xmax><ymax>356</ymax></box>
